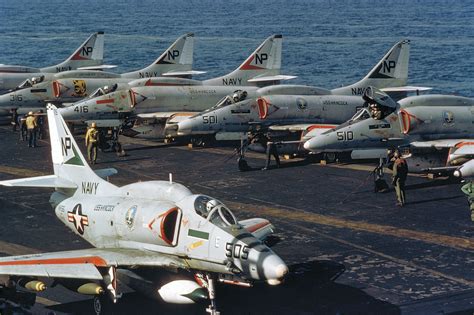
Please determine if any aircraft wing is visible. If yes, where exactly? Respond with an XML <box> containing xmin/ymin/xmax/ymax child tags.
<box><xmin>269</xmin><ymin>124</ymin><xmax>337</xmax><ymax>133</ymax></box>
<box><xmin>410</xmin><ymin>139</ymin><xmax>473</xmax><ymax>149</ymax></box>
<box><xmin>0</xmin><ymin>248</ymin><xmax>186</xmax><ymax>280</ymax></box>
<box><xmin>239</xmin><ymin>218</ymin><xmax>274</xmax><ymax>241</ymax></box>
<box><xmin>137</xmin><ymin>112</ymin><xmax>192</xmax><ymax>119</ymax></box>
<box><xmin>247</xmin><ymin>74</ymin><xmax>297</xmax><ymax>83</ymax></box>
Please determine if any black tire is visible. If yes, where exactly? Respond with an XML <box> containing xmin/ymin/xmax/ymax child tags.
<box><xmin>93</xmin><ymin>296</ymin><xmax>103</xmax><ymax>315</ymax></box>
<box><xmin>93</xmin><ymin>295</ymin><xmax>115</xmax><ymax>315</ymax></box>
<box><xmin>324</xmin><ymin>152</ymin><xmax>336</xmax><ymax>163</ymax></box>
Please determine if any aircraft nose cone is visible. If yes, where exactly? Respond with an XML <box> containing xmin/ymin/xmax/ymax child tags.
<box><xmin>262</xmin><ymin>254</ymin><xmax>289</xmax><ymax>285</ymax></box>
<box><xmin>177</xmin><ymin>119</ymin><xmax>193</xmax><ymax>136</ymax></box>
<box><xmin>304</xmin><ymin>134</ymin><xmax>330</xmax><ymax>152</ymax></box>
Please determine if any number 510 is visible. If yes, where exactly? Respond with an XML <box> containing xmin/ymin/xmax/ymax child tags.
<box><xmin>336</xmin><ymin>131</ymin><xmax>353</xmax><ymax>141</ymax></box>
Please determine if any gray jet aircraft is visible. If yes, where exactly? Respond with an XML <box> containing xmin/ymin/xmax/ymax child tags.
<box><xmin>0</xmin><ymin>105</ymin><xmax>288</xmax><ymax>314</ymax></box>
<box><xmin>62</xmin><ymin>38</ymin><xmax>420</xmax><ymax>141</ymax></box>
<box><xmin>175</xmin><ymin>40</ymin><xmax>429</xmax><ymax>149</ymax></box>
<box><xmin>58</xmin><ymin>34</ymin><xmax>296</xmax><ymax>137</ymax></box>
<box><xmin>0</xmin><ymin>32</ymin><xmax>105</xmax><ymax>94</ymax></box>
<box><xmin>0</xmin><ymin>33</ymin><xmax>199</xmax><ymax>116</ymax></box>
<box><xmin>304</xmin><ymin>87</ymin><xmax>474</xmax><ymax>177</ymax></box>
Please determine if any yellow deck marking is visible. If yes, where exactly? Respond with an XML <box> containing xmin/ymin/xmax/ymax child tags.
<box><xmin>224</xmin><ymin>200</ymin><xmax>474</xmax><ymax>252</ymax></box>
<box><xmin>0</xmin><ymin>165</ymin><xmax>47</xmax><ymax>177</ymax></box>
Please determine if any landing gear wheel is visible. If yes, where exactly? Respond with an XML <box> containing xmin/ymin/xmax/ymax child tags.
<box><xmin>93</xmin><ymin>295</ymin><xmax>103</xmax><ymax>315</ymax></box>
<box><xmin>93</xmin><ymin>295</ymin><xmax>115</xmax><ymax>315</ymax></box>
<box><xmin>324</xmin><ymin>152</ymin><xmax>336</xmax><ymax>163</ymax></box>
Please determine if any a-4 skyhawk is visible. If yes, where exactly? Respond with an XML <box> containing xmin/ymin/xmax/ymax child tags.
<box><xmin>0</xmin><ymin>33</ymin><xmax>199</xmax><ymax>116</ymax></box>
<box><xmin>0</xmin><ymin>32</ymin><xmax>105</xmax><ymax>94</ymax></box>
<box><xmin>175</xmin><ymin>40</ymin><xmax>429</xmax><ymax>149</ymax></box>
<box><xmin>58</xmin><ymin>34</ymin><xmax>296</xmax><ymax>136</ymax></box>
<box><xmin>304</xmin><ymin>87</ymin><xmax>474</xmax><ymax>178</ymax></box>
<box><xmin>0</xmin><ymin>105</ymin><xmax>288</xmax><ymax>314</ymax></box>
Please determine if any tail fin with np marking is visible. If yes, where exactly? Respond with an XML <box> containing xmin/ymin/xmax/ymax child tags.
<box><xmin>123</xmin><ymin>33</ymin><xmax>203</xmax><ymax>79</ymax></box>
<box><xmin>40</xmin><ymin>32</ymin><xmax>105</xmax><ymax>73</ymax></box>
<box><xmin>203</xmin><ymin>34</ymin><xmax>296</xmax><ymax>87</ymax></box>
<box><xmin>0</xmin><ymin>104</ymin><xmax>116</xmax><ymax>194</ymax></box>
<box><xmin>331</xmin><ymin>39</ymin><xmax>410</xmax><ymax>95</ymax></box>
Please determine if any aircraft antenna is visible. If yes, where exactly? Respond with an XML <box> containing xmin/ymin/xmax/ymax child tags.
<box><xmin>169</xmin><ymin>173</ymin><xmax>173</xmax><ymax>184</ymax></box>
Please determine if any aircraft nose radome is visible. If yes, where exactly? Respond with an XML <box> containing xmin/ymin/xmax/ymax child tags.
<box><xmin>304</xmin><ymin>135</ymin><xmax>329</xmax><ymax>152</ymax></box>
<box><xmin>262</xmin><ymin>254</ymin><xmax>288</xmax><ymax>284</ymax></box>
<box><xmin>176</xmin><ymin>119</ymin><xmax>193</xmax><ymax>136</ymax></box>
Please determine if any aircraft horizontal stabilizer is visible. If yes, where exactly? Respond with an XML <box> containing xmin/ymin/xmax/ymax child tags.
<box><xmin>247</xmin><ymin>75</ymin><xmax>297</xmax><ymax>83</ymax></box>
<box><xmin>95</xmin><ymin>168</ymin><xmax>118</xmax><ymax>179</ymax></box>
<box><xmin>77</xmin><ymin>65</ymin><xmax>117</xmax><ymax>70</ymax></box>
<box><xmin>161</xmin><ymin>70</ymin><xmax>206</xmax><ymax>76</ymax></box>
<box><xmin>0</xmin><ymin>175</ymin><xmax>77</xmax><ymax>189</ymax></box>
<box><xmin>381</xmin><ymin>86</ymin><xmax>432</xmax><ymax>93</ymax></box>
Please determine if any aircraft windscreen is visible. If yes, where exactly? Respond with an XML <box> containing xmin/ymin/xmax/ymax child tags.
<box><xmin>194</xmin><ymin>195</ymin><xmax>237</xmax><ymax>227</ymax></box>
<box><xmin>329</xmin><ymin>108</ymin><xmax>371</xmax><ymax>133</ymax></box>
<box><xmin>14</xmin><ymin>75</ymin><xmax>44</xmax><ymax>91</ymax></box>
<box><xmin>195</xmin><ymin>90</ymin><xmax>249</xmax><ymax>117</ymax></box>
<box><xmin>89</xmin><ymin>84</ymin><xmax>118</xmax><ymax>99</ymax></box>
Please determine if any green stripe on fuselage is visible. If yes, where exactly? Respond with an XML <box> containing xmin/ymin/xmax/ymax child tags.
<box><xmin>188</xmin><ymin>229</ymin><xmax>209</xmax><ymax>240</ymax></box>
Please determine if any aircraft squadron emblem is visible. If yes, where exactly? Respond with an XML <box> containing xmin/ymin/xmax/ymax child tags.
<box><xmin>443</xmin><ymin>111</ymin><xmax>454</xmax><ymax>124</ymax></box>
<box><xmin>72</xmin><ymin>80</ymin><xmax>87</xmax><ymax>97</ymax></box>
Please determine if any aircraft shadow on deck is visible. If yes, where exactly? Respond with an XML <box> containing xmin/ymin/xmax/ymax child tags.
<box><xmin>41</xmin><ymin>260</ymin><xmax>399</xmax><ymax>315</ymax></box>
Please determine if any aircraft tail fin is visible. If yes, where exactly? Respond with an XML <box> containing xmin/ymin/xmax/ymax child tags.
<box><xmin>126</xmin><ymin>33</ymin><xmax>196</xmax><ymax>79</ymax></box>
<box><xmin>205</xmin><ymin>35</ymin><xmax>293</xmax><ymax>86</ymax></box>
<box><xmin>332</xmin><ymin>39</ymin><xmax>410</xmax><ymax>95</ymax></box>
<box><xmin>41</xmin><ymin>32</ymin><xmax>105</xmax><ymax>73</ymax></box>
<box><xmin>47</xmin><ymin>104</ymin><xmax>116</xmax><ymax>193</ymax></box>
<box><xmin>0</xmin><ymin>104</ymin><xmax>116</xmax><ymax>193</ymax></box>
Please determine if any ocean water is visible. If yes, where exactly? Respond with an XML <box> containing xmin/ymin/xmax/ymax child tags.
<box><xmin>0</xmin><ymin>0</ymin><xmax>472</xmax><ymax>96</ymax></box>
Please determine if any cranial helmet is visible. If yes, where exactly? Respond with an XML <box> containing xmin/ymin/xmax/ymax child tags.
<box><xmin>206</xmin><ymin>199</ymin><xmax>219</xmax><ymax>212</ymax></box>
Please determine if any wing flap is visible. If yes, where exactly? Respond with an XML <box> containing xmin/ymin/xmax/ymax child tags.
<box><xmin>0</xmin><ymin>264</ymin><xmax>103</xmax><ymax>280</ymax></box>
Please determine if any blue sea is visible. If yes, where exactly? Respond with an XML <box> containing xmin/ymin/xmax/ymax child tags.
<box><xmin>0</xmin><ymin>0</ymin><xmax>472</xmax><ymax>96</ymax></box>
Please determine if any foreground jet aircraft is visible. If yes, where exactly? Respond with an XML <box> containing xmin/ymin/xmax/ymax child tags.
<box><xmin>0</xmin><ymin>105</ymin><xmax>288</xmax><ymax>314</ymax></box>
<box><xmin>304</xmin><ymin>87</ymin><xmax>474</xmax><ymax>177</ymax></box>
<box><xmin>0</xmin><ymin>33</ymin><xmax>198</xmax><ymax>116</ymax></box>
<box><xmin>175</xmin><ymin>40</ymin><xmax>427</xmax><ymax>148</ymax></box>
<box><xmin>58</xmin><ymin>34</ymin><xmax>295</xmax><ymax>135</ymax></box>
<box><xmin>0</xmin><ymin>32</ymin><xmax>105</xmax><ymax>94</ymax></box>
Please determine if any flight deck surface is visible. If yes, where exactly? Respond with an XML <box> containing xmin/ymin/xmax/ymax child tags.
<box><xmin>0</xmin><ymin>127</ymin><xmax>472</xmax><ymax>314</ymax></box>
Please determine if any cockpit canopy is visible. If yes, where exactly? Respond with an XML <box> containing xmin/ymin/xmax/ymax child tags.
<box><xmin>89</xmin><ymin>83</ymin><xmax>118</xmax><ymax>98</ymax></box>
<box><xmin>197</xmin><ymin>90</ymin><xmax>249</xmax><ymax>116</ymax></box>
<box><xmin>14</xmin><ymin>75</ymin><xmax>45</xmax><ymax>90</ymax></box>
<box><xmin>194</xmin><ymin>195</ymin><xmax>237</xmax><ymax>228</ymax></box>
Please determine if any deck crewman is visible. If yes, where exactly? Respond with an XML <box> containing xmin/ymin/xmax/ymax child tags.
<box><xmin>25</xmin><ymin>111</ymin><xmax>37</xmax><ymax>148</ymax></box>
<box><xmin>85</xmin><ymin>122</ymin><xmax>99</xmax><ymax>164</ymax></box>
